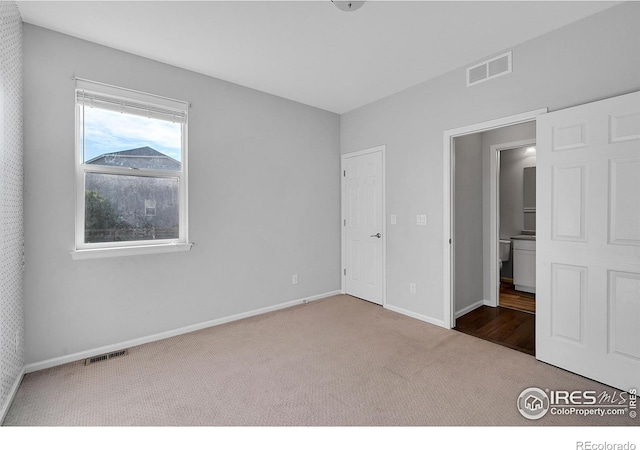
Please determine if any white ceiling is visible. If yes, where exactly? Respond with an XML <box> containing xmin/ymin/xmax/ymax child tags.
<box><xmin>17</xmin><ymin>1</ymin><xmax>619</xmax><ymax>114</ymax></box>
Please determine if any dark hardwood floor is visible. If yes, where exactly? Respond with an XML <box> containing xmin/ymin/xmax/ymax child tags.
<box><xmin>499</xmin><ymin>278</ymin><xmax>535</xmax><ymax>313</ymax></box>
<box><xmin>454</xmin><ymin>305</ymin><xmax>535</xmax><ymax>356</ymax></box>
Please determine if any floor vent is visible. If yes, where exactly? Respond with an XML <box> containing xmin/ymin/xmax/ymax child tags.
<box><xmin>84</xmin><ymin>349</ymin><xmax>128</xmax><ymax>366</ymax></box>
<box><xmin>467</xmin><ymin>51</ymin><xmax>512</xmax><ymax>87</ymax></box>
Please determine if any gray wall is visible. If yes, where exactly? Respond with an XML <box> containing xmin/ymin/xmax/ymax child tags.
<box><xmin>453</xmin><ymin>133</ymin><xmax>483</xmax><ymax>315</ymax></box>
<box><xmin>23</xmin><ymin>25</ymin><xmax>341</xmax><ymax>365</ymax></box>
<box><xmin>0</xmin><ymin>2</ymin><xmax>23</xmax><ymax>420</ymax></box>
<box><xmin>341</xmin><ymin>3</ymin><xmax>640</xmax><ymax>324</ymax></box>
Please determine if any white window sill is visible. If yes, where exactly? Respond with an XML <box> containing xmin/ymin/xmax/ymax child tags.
<box><xmin>70</xmin><ymin>242</ymin><xmax>193</xmax><ymax>260</ymax></box>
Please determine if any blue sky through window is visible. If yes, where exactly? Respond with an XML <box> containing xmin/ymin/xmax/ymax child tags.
<box><xmin>83</xmin><ymin>107</ymin><xmax>182</xmax><ymax>162</ymax></box>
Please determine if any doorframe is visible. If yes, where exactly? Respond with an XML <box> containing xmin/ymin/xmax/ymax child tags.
<box><xmin>490</xmin><ymin>138</ymin><xmax>537</xmax><ymax>308</ymax></box>
<box><xmin>341</xmin><ymin>145</ymin><xmax>387</xmax><ymax>307</ymax></box>
<box><xmin>443</xmin><ymin>109</ymin><xmax>546</xmax><ymax>329</ymax></box>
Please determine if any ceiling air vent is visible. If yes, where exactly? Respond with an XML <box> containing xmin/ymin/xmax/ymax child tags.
<box><xmin>467</xmin><ymin>51</ymin><xmax>512</xmax><ymax>87</ymax></box>
<box><xmin>84</xmin><ymin>349</ymin><xmax>128</xmax><ymax>366</ymax></box>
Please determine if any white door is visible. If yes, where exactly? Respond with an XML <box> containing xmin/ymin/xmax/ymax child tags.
<box><xmin>536</xmin><ymin>91</ymin><xmax>640</xmax><ymax>391</ymax></box>
<box><xmin>343</xmin><ymin>149</ymin><xmax>384</xmax><ymax>305</ymax></box>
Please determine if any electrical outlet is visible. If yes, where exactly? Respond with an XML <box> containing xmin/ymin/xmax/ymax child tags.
<box><xmin>409</xmin><ymin>283</ymin><xmax>416</xmax><ymax>294</ymax></box>
<box><xmin>390</xmin><ymin>214</ymin><xmax>397</xmax><ymax>225</ymax></box>
<box><xmin>417</xmin><ymin>214</ymin><xmax>427</xmax><ymax>226</ymax></box>
<box><xmin>292</xmin><ymin>274</ymin><xmax>299</xmax><ymax>285</ymax></box>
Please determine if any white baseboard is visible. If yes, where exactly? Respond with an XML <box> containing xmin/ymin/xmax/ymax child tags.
<box><xmin>455</xmin><ymin>300</ymin><xmax>486</xmax><ymax>319</ymax></box>
<box><xmin>24</xmin><ymin>290</ymin><xmax>341</xmax><ymax>374</ymax></box>
<box><xmin>515</xmin><ymin>285</ymin><xmax>535</xmax><ymax>294</ymax></box>
<box><xmin>1</xmin><ymin>367</ymin><xmax>24</xmax><ymax>424</ymax></box>
<box><xmin>384</xmin><ymin>303</ymin><xmax>446</xmax><ymax>329</ymax></box>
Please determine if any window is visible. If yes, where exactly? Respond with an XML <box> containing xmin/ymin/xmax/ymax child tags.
<box><xmin>145</xmin><ymin>200</ymin><xmax>156</xmax><ymax>217</ymax></box>
<box><xmin>73</xmin><ymin>79</ymin><xmax>191</xmax><ymax>259</ymax></box>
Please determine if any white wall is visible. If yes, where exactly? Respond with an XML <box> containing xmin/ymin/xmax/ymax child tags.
<box><xmin>341</xmin><ymin>2</ymin><xmax>640</xmax><ymax>325</ymax></box>
<box><xmin>0</xmin><ymin>2</ymin><xmax>23</xmax><ymax>421</ymax></box>
<box><xmin>453</xmin><ymin>133</ymin><xmax>483</xmax><ymax>315</ymax></box>
<box><xmin>23</xmin><ymin>25</ymin><xmax>341</xmax><ymax>366</ymax></box>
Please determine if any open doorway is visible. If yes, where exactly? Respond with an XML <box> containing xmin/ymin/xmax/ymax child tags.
<box><xmin>496</xmin><ymin>144</ymin><xmax>536</xmax><ymax>315</ymax></box>
<box><xmin>444</xmin><ymin>110</ymin><xmax>544</xmax><ymax>356</ymax></box>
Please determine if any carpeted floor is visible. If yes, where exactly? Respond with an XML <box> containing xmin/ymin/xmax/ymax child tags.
<box><xmin>3</xmin><ymin>295</ymin><xmax>637</xmax><ymax>426</ymax></box>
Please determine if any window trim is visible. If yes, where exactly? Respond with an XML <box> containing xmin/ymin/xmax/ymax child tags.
<box><xmin>70</xmin><ymin>242</ymin><xmax>193</xmax><ymax>261</ymax></box>
<box><xmin>71</xmin><ymin>78</ymin><xmax>191</xmax><ymax>259</ymax></box>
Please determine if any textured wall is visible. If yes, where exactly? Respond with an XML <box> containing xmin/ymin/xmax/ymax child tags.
<box><xmin>0</xmin><ymin>1</ymin><xmax>23</xmax><ymax>421</ymax></box>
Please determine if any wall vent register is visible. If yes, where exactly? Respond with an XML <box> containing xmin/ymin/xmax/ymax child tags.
<box><xmin>84</xmin><ymin>349</ymin><xmax>129</xmax><ymax>366</ymax></box>
<box><xmin>467</xmin><ymin>51</ymin><xmax>512</xmax><ymax>87</ymax></box>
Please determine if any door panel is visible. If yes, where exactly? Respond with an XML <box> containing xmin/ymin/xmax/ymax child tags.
<box><xmin>550</xmin><ymin>263</ymin><xmax>586</xmax><ymax>343</ymax></box>
<box><xmin>537</xmin><ymin>91</ymin><xmax>640</xmax><ymax>391</ymax></box>
<box><xmin>609</xmin><ymin>270</ymin><xmax>640</xmax><ymax>361</ymax></box>
<box><xmin>552</xmin><ymin>163</ymin><xmax>586</xmax><ymax>241</ymax></box>
<box><xmin>609</xmin><ymin>157</ymin><xmax>640</xmax><ymax>245</ymax></box>
<box><xmin>343</xmin><ymin>150</ymin><xmax>383</xmax><ymax>305</ymax></box>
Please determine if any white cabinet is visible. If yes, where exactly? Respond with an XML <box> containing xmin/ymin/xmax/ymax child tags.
<box><xmin>513</xmin><ymin>238</ymin><xmax>536</xmax><ymax>293</ymax></box>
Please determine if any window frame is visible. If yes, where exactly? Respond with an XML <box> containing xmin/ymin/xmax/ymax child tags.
<box><xmin>71</xmin><ymin>79</ymin><xmax>191</xmax><ymax>260</ymax></box>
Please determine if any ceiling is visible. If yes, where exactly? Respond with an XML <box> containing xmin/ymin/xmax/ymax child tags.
<box><xmin>17</xmin><ymin>1</ymin><xmax>619</xmax><ymax>114</ymax></box>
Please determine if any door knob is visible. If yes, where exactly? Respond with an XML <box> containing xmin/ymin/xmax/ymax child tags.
<box><xmin>370</xmin><ymin>233</ymin><xmax>382</xmax><ymax>238</ymax></box>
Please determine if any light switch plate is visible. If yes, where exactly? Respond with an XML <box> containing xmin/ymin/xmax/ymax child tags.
<box><xmin>390</xmin><ymin>214</ymin><xmax>397</xmax><ymax>225</ymax></box>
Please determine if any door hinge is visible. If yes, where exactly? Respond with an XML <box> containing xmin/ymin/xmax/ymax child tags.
<box><xmin>343</xmin><ymin>170</ymin><xmax>346</xmax><ymax>177</ymax></box>
<box><xmin>344</xmin><ymin>268</ymin><xmax>346</xmax><ymax>276</ymax></box>
<box><xmin>449</xmin><ymin>238</ymin><xmax>452</xmax><ymax>244</ymax></box>
<box><xmin>344</xmin><ymin>219</ymin><xmax>346</xmax><ymax>226</ymax></box>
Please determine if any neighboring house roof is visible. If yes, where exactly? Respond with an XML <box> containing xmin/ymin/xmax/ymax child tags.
<box><xmin>86</xmin><ymin>146</ymin><xmax>180</xmax><ymax>170</ymax></box>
